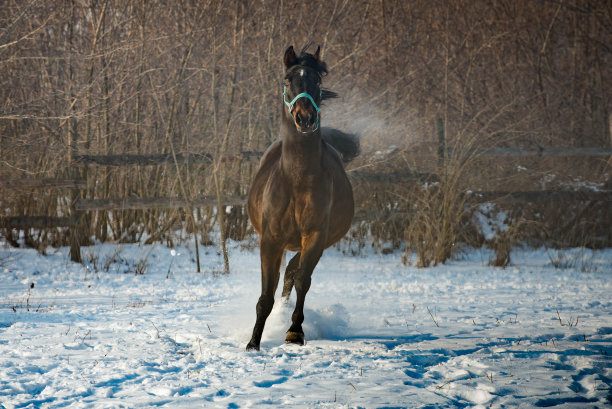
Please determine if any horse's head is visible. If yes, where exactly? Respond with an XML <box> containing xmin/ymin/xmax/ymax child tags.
<box><xmin>283</xmin><ymin>45</ymin><xmax>336</xmax><ymax>134</ymax></box>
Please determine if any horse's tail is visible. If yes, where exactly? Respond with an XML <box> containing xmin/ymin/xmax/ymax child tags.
<box><xmin>321</xmin><ymin>127</ymin><xmax>360</xmax><ymax>164</ymax></box>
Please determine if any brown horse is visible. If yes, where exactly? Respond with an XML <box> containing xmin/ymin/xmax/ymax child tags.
<box><xmin>245</xmin><ymin>45</ymin><xmax>359</xmax><ymax>351</ymax></box>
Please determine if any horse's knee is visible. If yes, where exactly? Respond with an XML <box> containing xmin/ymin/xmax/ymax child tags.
<box><xmin>256</xmin><ymin>294</ymin><xmax>274</xmax><ymax>318</ymax></box>
<box><xmin>294</xmin><ymin>273</ymin><xmax>312</xmax><ymax>295</ymax></box>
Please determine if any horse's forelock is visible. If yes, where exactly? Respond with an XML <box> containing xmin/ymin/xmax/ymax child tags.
<box><xmin>296</xmin><ymin>52</ymin><xmax>327</xmax><ymax>76</ymax></box>
<box><xmin>286</xmin><ymin>46</ymin><xmax>335</xmax><ymax>101</ymax></box>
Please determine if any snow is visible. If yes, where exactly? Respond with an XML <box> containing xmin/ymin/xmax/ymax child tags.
<box><xmin>1</xmin><ymin>241</ymin><xmax>611</xmax><ymax>408</ymax></box>
<box><xmin>473</xmin><ymin>203</ymin><xmax>509</xmax><ymax>241</ymax></box>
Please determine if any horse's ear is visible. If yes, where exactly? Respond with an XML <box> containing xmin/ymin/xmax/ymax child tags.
<box><xmin>284</xmin><ymin>46</ymin><xmax>298</xmax><ymax>69</ymax></box>
<box><xmin>314</xmin><ymin>46</ymin><xmax>322</xmax><ymax>63</ymax></box>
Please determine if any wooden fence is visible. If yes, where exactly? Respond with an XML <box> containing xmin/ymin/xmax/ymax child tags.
<box><xmin>447</xmin><ymin>147</ymin><xmax>612</xmax><ymax>158</ymax></box>
<box><xmin>1</xmin><ymin>145</ymin><xmax>611</xmax><ymax>263</ymax></box>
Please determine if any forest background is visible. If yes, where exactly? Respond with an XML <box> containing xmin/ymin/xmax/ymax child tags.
<box><xmin>1</xmin><ymin>0</ymin><xmax>611</xmax><ymax>267</ymax></box>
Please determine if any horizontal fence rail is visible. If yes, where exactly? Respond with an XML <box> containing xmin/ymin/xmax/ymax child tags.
<box><xmin>70</xmin><ymin>146</ymin><xmax>612</xmax><ymax>169</ymax></box>
<box><xmin>73</xmin><ymin>146</ymin><xmax>612</xmax><ymax>167</ymax></box>
<box><xmin>471</xmin><ymin>190</ymin><xmax>612</xmax><ymax>202</ymax></box>
<box><xmin>76</xmin><ymin>195</ymin><xmax>247</xmax><ymax>211</ymax></box>
<box><xmin>0</xmin><ymin>178</ymin><xmax>86</xmax><ymax>190</ymax></box>
<box><xmin>72</xmin><ymin>189</ymin><xmax>612</xmax><ymax>213</ymax></box>
<box><xmin>73</xmin><ymin>151</ymin><xmax>262</xmax><ymax>167</ymax></box>
<box><xmin>448</xmin><ymin>147</ymin><xmax>612</xmax><ymax>158</ymax></box>
<box><xmin>349</xmin><ymin>171</ymin><xmax>438</xmax><ymax>183</ymax></box>
<box><xmin>0</xmin><ymin>216</ymin><xmax>78</xmax><ymax>228</ymax></box>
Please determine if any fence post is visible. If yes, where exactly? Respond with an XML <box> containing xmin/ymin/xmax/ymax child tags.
<box><xmin>69</xmin><ymin>116</ymin><xmax>82</xmax><ymax>263</ymax></box>
<box><xmin>67</xmin><ymin>4</ymin><xmax>81</xmax><ymax>263</ymax></box>
<box><xmin>436</xmin><ymin>117</ymin><xmax>445</xmax><ymax>174</ymax></box>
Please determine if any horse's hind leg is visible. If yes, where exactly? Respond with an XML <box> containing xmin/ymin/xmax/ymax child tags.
<box><xmin>246</xmin><ymin>237</ymin><xmax>283</xmax><ymax>351</ymax></box>
<box><xmin>281</xmin><ymin>252</ymin><xmax>301</xmax><ymax>300</ymax></box>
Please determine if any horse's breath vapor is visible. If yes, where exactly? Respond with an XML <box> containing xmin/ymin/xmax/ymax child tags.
<box><xmin>245</xmin><ymin>45</ymin><xmax>359</xmax><ymax>351</ymax></box>
<box><xmin>324</xmin><ymin>87</ymin><xmax>420</xmax><ymax>157</ymax></box>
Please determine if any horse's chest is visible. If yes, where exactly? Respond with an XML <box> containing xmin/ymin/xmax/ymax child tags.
<box><xmin>265</xmin><ymin>183</ymin><xmax>331</xmax><ymax>245</ymax></box>
<box><xmin>292</xmin><ymin>190</ymin><xmax>331</xmax><ymax>226</ymax></box>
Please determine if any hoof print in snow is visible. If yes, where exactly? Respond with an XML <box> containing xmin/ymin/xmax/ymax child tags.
<box><xmin>254</xmin><ymin>376</ymin><xmax>289</xmax><ymax>388</ymax></box>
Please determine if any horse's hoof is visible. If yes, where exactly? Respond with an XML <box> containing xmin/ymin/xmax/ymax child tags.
<box><xmin>285</xmin><ymin>331</ymin><xmax>305</xmax><ymax>345</ymax></box>
<box><xmin>246</xmin><ymin>341</ymin><xmax>260</xmax><ymax>351</ymax></box>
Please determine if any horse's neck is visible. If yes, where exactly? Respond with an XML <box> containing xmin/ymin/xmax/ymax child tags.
<box><xmin>280</xmin><ymin>118</ymin><xmax>323</xmax><ymax>179</ymax></box>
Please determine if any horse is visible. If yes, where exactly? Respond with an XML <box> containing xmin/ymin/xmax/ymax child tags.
<box><xmin>245</xmin><ymin>45</ymin><xmax>359</xmax><ymax>351</ymax></box>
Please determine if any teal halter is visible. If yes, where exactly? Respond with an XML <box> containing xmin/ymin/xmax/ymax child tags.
<box><xmin>283</xmin><ymin>85</ymin><xmax>321</xmax><ymax>132</ymax></box>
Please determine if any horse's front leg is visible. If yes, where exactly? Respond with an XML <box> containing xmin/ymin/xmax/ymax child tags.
<box><xmin>285</xmin><ymin>232</ymin><xmax>325</xmax><ymax>345</ymax></box>
<box><xmin>246</xmin><ymin>235</ymin><xmax>284</xmax><ymax>351</ymax></box>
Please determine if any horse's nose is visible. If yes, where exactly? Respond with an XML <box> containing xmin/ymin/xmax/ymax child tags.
<box><xmin>295</xmin><ymin>110</ymin><xmax>314</xmax><ymax>128</ymax></box>
<box><xmin>295</xmin><ymin>108</ymin><xmax>315</xmax><ymax>128</ymax></box>
<box><xmin>295</xmin><ymin>111</ymin><xmax>305</xmax><ymax>126</ymax></box>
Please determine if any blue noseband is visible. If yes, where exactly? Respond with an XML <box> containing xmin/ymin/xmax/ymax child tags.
<box><xmin>283</xmin><ymin>85</ymin><xmax>321</xmax><ymax>132</ymax></box>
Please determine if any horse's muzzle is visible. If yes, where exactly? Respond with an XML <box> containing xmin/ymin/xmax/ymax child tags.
<box><xmin>292</xmin><ymin>103</ymin><xmax>318</xmax><ymax>133</ymax></box>
<box><xmin>294</xmin><ymin>111</ymin><xmax>316</xmax><ymax>133</ymax></box>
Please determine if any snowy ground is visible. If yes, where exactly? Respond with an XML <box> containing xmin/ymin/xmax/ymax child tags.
<box><xmin>0</xmin><ymin>240</ymin><xmax>611</xmax><ymax>408</ymax></box>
